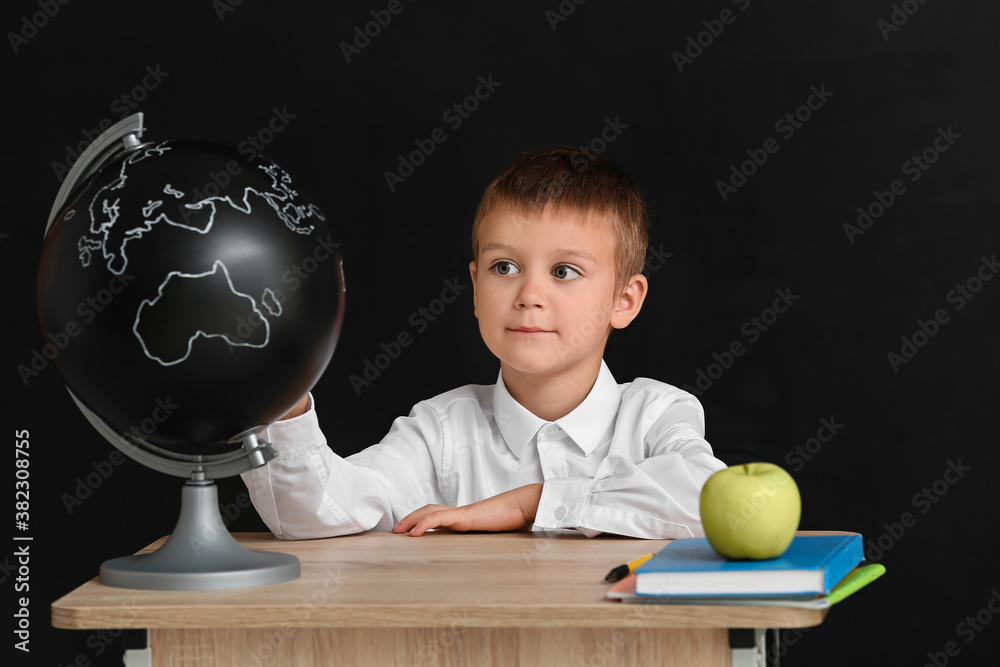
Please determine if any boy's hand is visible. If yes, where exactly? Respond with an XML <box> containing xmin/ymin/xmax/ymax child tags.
<box><xmin>279</xmin><ymin>395</ymin><xmax>310</xmax><ymax>420</ymax></box>
<box><xmin>393</xmin><ymin>483</ymin><xmax>544</xmax><ymax>536</ymax></box>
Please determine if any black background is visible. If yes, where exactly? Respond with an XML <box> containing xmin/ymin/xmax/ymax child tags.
<box><xmin>4</xmin><ymin>1</ymin><xmax>999</xmax><ymax>665</ymax></box>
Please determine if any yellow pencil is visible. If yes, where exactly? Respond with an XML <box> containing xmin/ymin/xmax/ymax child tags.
<box><xmin>604</xmin><ymin>553</ymin><xmax>654</xmax><ymax>582</ymax></box>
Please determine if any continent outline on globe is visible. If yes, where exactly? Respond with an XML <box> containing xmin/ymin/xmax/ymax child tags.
<box><xmin>77</xmin><ymin>141</ymin><xmax>322</xmax><ymax>277</ymax></box>
<box><xmin>133</xmin><ymin>259</ymin><xmax>275</xmax><ymax>366</ymax></box>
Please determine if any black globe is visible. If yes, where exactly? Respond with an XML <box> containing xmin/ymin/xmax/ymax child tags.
<box><xmin>38</xmin><ymin>140</ymin><xmax>344</xmax><ymax>454</ymax></box>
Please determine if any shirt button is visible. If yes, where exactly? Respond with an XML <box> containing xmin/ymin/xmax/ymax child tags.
<box><xmin>554</xmin><ymin>506</ymin><xmax>567</xmax><ymax>520</ymax></box>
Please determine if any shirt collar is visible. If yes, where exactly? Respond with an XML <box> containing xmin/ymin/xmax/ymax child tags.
<box><xmin>493</xmin><ymin>360</ymin><xmax>621</xmax><ymax>458</ymax></box>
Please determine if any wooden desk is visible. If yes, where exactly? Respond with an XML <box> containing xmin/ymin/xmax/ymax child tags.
<box><xmin>52</xmin><ymin>531</ymin><xmax>828</xmax><ymax>666</ymax></box>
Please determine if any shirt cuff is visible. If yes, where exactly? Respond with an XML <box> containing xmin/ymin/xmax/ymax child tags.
<box><xmin>260</xmin><ymin>393</ymin><xmax>325</xmax><ymax>458</ymax></box>
<box><xmin>533</xmin><ymin>476</ymin><xmax>593</xmax><ymax>531</ymax></box>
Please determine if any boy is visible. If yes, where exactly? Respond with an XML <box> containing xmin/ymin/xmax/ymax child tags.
<box><xmin>241</xmin><ymin>146</ymin><xmax>726</xmax><ymax>540</ymax></box>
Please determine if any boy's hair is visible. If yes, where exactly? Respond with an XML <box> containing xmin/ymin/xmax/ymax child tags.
<box><xmin>472</xmin><ymin>146</ymin><xmax>649</xmax><ymax>294</ymax></box>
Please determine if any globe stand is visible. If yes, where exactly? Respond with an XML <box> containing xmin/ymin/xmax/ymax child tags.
<box><xmin>66</xmin><ymin>390</ymin><xmax>303</xmax><ymax>590</ymax></box>
<box><xmin>100</xmin><ymin>472</ymin><xmax>300</xmax><ymax>590</ymax></box>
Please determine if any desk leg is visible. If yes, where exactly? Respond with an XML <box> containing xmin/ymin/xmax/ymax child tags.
<box><xmin>149</xmin><ymin>627</ymin><xmax>731</xmax><ymax>666</ymax></box>
<box><xmin>729</xmin><ymin>628</ymin><xmax>767</xmax><ymax>667</ymax></box>
<box><xmin>123</xmin><ymin>630</ymin><xmax>152</xmax><ymax>667</ymax></box>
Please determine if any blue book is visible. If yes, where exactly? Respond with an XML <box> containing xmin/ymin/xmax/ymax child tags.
<box><xmin>634</xmin><ymin>533</ymin><xmax>864</xmax><ymax>597</ymax></box>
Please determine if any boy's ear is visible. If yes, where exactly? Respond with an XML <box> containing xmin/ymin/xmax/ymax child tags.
<box><xmin>468</xmin><ymin>260</ymin><xmax>479</xmax><ymax>316</ymax></box>
<box><xmin>610</xmin><ymin>273</ymin><xmax>648</xmax><ymax>330</ymax></box>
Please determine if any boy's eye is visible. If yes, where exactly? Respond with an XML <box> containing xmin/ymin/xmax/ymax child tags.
<box><xmin>553</xmin><ymin>265</ymin><xmax>582</xmax><ymax>280</ymax></box>
<box><xmin>491</xmin><ymin>261</ymin><xmax>520</xmax><ymax>276</ymax></box>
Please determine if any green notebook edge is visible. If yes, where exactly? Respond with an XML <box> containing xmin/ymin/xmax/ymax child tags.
<box><xmin>826</xmin><ymin>563</ymin><xmax>886</xmax><ymax>606</ymax></box>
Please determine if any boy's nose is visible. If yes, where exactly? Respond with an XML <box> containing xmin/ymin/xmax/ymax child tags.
<box><xmin>514</xmin><ymin>272</ymin><xmax>546</xmax><ymax>309</ymax></box>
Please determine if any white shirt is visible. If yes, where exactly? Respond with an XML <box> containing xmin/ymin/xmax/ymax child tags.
<box><xmin>241</xmin><ymin>361</ymin><xmax>727</xmax><ymax>540</ymax></box>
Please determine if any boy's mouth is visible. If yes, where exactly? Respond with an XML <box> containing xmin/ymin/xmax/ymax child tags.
<box><xmin>509</xmin><ymin>327</ymin><xmax>552</xmax><ymax>334</ymax></box>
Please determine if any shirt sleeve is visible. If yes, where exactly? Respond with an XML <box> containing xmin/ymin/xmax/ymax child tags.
<box><xmin>240</xmin><ymin>395</ymin><xmax>446</xmax><ymax>540</ymax></box>
<box><xmin>533</xmin><ymin>386</ymin><xmax>727</xmax><ymax>539</ymax></box>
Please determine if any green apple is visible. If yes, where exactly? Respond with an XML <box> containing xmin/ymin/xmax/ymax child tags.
<box><xmin>699</xmin><ymin>462</ymin><xmax>801</xmax><ymax>560</ymax></box>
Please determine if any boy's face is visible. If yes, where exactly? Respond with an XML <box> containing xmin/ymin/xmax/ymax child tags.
<box><xmin>469</xmin><ymin>206</ymin><xmax>646</xmax><ymax>384</ymax></box>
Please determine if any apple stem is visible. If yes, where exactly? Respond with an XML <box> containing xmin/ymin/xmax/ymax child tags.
<box><xmin>742</xmin><ymin>463</ymin><xmax>750</xmax><ymax>474</ymax></box>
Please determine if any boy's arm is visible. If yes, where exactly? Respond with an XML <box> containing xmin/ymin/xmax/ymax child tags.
<box><xmin>240</xmin><ymin>395</ymin><xmax>445</xmax><ymax>539</ymax></box>
<box><xmin>533</xmin><ymin>388</ymin><xmax>726</xmax><ymax>539</ymax></box>
<box><xmin>393</xmin><ymin>483</ymin><xmax>544</xmax><ymax>536</ymax></box>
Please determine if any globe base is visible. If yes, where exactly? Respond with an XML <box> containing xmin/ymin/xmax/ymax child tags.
<box><xmin>99</xmin><ymin>479</ymin><xmax>300</xmax><ymax>590</ymax></box>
